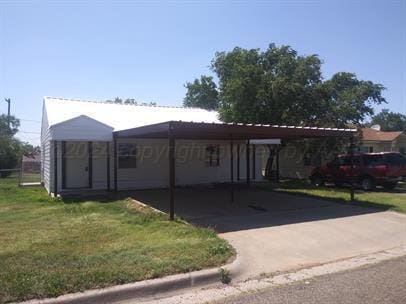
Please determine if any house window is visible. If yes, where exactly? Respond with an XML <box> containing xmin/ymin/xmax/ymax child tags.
<box><xmin>400</xmin><ymin>147</ymin><xmax>405</xmax><ymax>155</ymax></box>
<box><xmin>118</xmin><ymin>143</ymin><xmax>137</xmax><ymax>168</ymax></box>
<box><xmin>205</xmin><ymin>145</ymin><xmax>220</xmax><ymax>167</ymax></box>
<box><xmin>303</xmin><ymin>153</ymin><xmax>311</xmax><ymax>166</ymax></box>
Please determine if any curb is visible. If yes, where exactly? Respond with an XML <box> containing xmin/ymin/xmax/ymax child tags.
<box><xmin>20</xmin><ymin>256</ymin><xmax>243</xmax><ymax>304</ymax></box>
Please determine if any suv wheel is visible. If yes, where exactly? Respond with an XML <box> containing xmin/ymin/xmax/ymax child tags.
<box><xmin>312</xmin><ymin>175</ymin><xmax>324</xmax><ymax>187</ymax></box>
<box><xmin>360</xmin><ymin>177</ymin><xmax>375</xmax><ymax>191</ymax></box>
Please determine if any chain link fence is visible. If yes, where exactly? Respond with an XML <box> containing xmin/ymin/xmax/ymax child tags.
<box><xmin>0</xmin><ymin>154</ymin><xmax>41</xmax><ymax>187</ymax></box>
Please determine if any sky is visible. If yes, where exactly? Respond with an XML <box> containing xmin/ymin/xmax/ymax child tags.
<box><xmin>0</xmin><ymin>0</ymin><xmax>405</xmax><ymax>146</ymax></box>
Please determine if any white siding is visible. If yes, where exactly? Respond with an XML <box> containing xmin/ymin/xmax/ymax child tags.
<box><xmin>92</xmin><ymin>142</ymin><xmax>112</xmax><ymax>190</ymax></box>
<box><xmin>40</xmin><ymin>104</ymin><xmax>52</xmax><ymax>193</ymax></box>
<box><xmin>114</xmin><ymin>139</ymin><xmax>264</xmax><ymax>190</ymax></box>
<box><xmin>45</xmin><ymin>138</ymin><xmax>264</xmax><ymax>194</ymax></box>
<box><xmin>50</xmin><ymin>115</ymin><xmax>113</xmax><ymax>141</ymax></box>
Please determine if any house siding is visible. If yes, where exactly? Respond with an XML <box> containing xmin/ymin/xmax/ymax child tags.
<box><xmin>40</xmin><ymin>104</ymin><xmax>52</xmax><ymax>193</ymax></box>
<box><xmin>45</xmin><ymin>138</ymin><xmax>264</xmax><ymax>194</ymax></box>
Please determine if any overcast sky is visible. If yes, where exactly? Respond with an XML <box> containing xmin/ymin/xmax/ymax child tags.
<box><xmin>0</xmin><ymin>0</ymin><xmax>405</xmax><ymax>145</ymax></box>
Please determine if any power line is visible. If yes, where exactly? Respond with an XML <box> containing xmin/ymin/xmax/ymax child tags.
<box><xmin>18</xmin><ymin>130</ymin><xmax>40</xmax><ymax>134</ymax></box>
<box><xmin>20</xmin><ymin>118</ymin><xmax>41</xmax><ymax>123</ymax></box>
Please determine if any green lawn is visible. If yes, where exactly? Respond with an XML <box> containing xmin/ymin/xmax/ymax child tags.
<box><xmin>0</xmin><ymin>178</ymin><xmax>233</xmax><ymax>303</ymax></box>
<box><xmin>268</xmin><ymin>180</ymin><xmax>406</xmax><ymax>214</ymax></box>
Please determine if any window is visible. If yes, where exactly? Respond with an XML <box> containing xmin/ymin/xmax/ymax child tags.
<box><xmin>400</xmin><ymin>147</ymin><xmax>405</xmax><ymax>155</ymax></box>
<box><xmin>303</xmin><ymin>153</ymin><xmax>312</xmax><ymax>166</ymax></box>
<box><xmin>205</xmin><ymin>145</ymin><xmax>220</xmax><ymax>167</ymax></box>
<box><xmin>360</xmin><ymin>146</ymin><xmax>369</xmax><ymax>153</ymax></box>
<box><xmin>118</xmin><ymin>143</ymin><xmax>137</xmax><ymax>168</ymax></box>
<box><xmin>363</xmin><ymin>155</ymin><xmax>385</xmax><ymax>166</ymax></box>
<box><xmin>360</xmin><ymin>146</ymin><xmax>373</xmax><ymax>153</ymax></box>
<box><xmin>331</xmin><ymin>156</ymin><xmax>360</xmax><ymax>167</ymax></box>
<box><xmin>386</xmin><ymin>153</ymin><xmax>406</xmax><ymax>166</ymax></box>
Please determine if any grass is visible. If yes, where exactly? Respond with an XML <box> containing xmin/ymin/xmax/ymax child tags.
<box><xmin>0</xmin><ymin>178</ymin><xmax>233</xmax><ymax>303</ymax></box>
<box><xmin>265</xmin><ymin>180</ymin><xmax>406</xmax><ymax>214</ymax></box>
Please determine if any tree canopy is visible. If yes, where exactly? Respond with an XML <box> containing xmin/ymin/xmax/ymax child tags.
<box><xmin>105</xmin><ymin>97</ymin><xmax>157</xmax><ymax>106</ymax></box>
<box><xmin>184</xmin><ymin>43</ymin><xmax>386</xmax><ymax>127</ymax></box>
<box><xmin>183</xmin><ymin>76</ymin><xmax>219</xmax><ymax>110</ymax></box>
<box><xmin>0</xmin><ymin>114</ymin><xmax>20</xmax><ymax>136</ymax></box>
<box><xmin>0</xmin><ymin>114</ymin><xmax>39</xmax><ymax>176</ymax></box>
<box><xmin>370</xmin><ymin>109</ymin><xmax>406</xmax><ymax>131</ymax></box>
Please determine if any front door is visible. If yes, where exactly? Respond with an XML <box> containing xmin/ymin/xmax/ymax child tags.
<box><xmin>64</xmin><ymin>141</ymin><xmax>90</xmax><ymax>189</ymax></box>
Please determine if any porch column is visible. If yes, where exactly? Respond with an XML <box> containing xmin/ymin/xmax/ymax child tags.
<box><xmin>230</xmin><ymin>138</ymin><xmax>234</xmax><ymax>203</ymax></box>
<box><xmin>61</xmin><ymin>141</ymin><xmax>66</xmax><ymax>190</ymax></box>
<box><xmin>246</xmin><ymin>140</ymin><xmax>250</xmax><ymax>186</ymax></box>
<box><xmin>237</xmin><ymin>144</ymin><xmax>240</xmax><ymax>180</ymax></box>
<box><xmin>53</xmin><ymin>140</ymin><xmax>58</xmax><ymax>197</ymax></box>
<box><xmin>252</xmin><ymin>144</ymin><xmax>256</xmax><ymax>180</ymax></box>
<box><xmin>169</xmin><ymin>130</ymin><xmax>175</xmax><ymax>221</ymax></box>
<box><xmin>106</xmin><ymin>142</ymin><xmax>110</xmax><ymax>191</ymax></box>
<box><xmin>276</xmin><ymin>148</ymin><xmax>280</xmax><ymax>183</ymax></box>
<box><xmin>88</xmin><ymin>142</ymin><xmax>93</xmax><ymax>189</ymax></box>
<box><xmin>113</xmin><ymin>135</ymin><xmax>118</xmax><ymax>192</ymax></box>
<box><xmin>349</xmin><ymin>136</ymin><xmax>355</xmax><ymax>201</ymax></box>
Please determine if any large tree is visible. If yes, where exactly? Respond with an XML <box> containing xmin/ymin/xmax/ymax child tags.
<box><xmin>183</xmin><ymin>75</ymin><xmax>219</xmax><ymax>110</ymax></box>
<box><xmin>185</xmin><ymin>43</ymin><xmax>386</xmax><ymax>178</ymax></box>
<box><xmin>210</xmin><ymin>44</ymin><xmax>385</xmax><ymax>126</ymax></box>
<box><xmin>370</xmin><ymin>109</ymin><xmax>406</xmax><ymax>131</ymax></box>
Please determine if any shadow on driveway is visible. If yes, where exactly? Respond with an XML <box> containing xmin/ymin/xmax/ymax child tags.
<box><xmin>127</xmin><ymin>186</ymin><xmax>387</xmax><ymax>233</ymax></box>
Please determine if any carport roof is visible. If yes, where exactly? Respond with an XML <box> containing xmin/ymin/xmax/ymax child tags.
<box><xmin>114</xmin><ymin>120</ymin><xmax>357</xmax><ymax>140</ymax></box>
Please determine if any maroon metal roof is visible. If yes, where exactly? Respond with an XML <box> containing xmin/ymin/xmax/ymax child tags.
<box><xmin>114</xmin><ymin>120</ymin><xmax>356</xmax><ymax>140</ymax></box>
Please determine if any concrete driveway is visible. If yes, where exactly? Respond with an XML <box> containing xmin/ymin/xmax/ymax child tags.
<box><xmin>131</xmin><ymin>187</ymin><xmax>406</xmax><ymax>280</ymax></box>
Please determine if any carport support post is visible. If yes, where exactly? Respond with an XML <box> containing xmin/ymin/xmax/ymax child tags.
<box><xmin>230</xmin><ymin>138</ymin><xmax>234</xmax><ymax>203</ymax></box>
<box><xmin>169</xmin><ymin>130</ymin><xmax>175</xmax><ymax>221</ymax></box>
<box><xmin>276</xmin><ymin>148</ymin><xmax>280</xmax><ymax>183</ymax></box>
<box><xmin>113</xmin><ymin>135</ymin><xmax>118</xmax><ymax>192</ymax></box>
<box><xmin>349</xmin><ymin>136</ymin><xmax>355</xmax><ymax>201</ymax></box>
<box><xmin>246</xmin><ymin>140</ymin><xmax>250</xmax><ymax>186</ymax></box>
<box><xmin>53</xmin><ymin>140</ymin><xmax>58</xmax><ymax>197</ymax></box>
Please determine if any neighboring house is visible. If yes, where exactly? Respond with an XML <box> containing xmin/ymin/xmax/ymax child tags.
<box><xmin>40</xmin><ymin>97</ymin><xmax>263</xmax><ymax>195</ymax></box>
<box><xmin>360</xmin><ymin>127</ymin><xmax>406</xmax><ymax>154</ymax></box>
<box><xmin>22</xmin><ymin>153</ymin><xmax>41</xmax><ymax>173</ymax></box>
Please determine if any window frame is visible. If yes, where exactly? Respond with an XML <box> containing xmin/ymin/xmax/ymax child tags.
<box><xmin>205</xmin><ymin>145</ymin><xmax>220</xmax><ymax>167</ymax></box>
<box><xmin>118</xmin><ymin>143</ymin><xmax>137</xmax><ymax>169</ymax></box>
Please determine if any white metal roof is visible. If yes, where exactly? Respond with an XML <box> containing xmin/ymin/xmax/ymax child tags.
<box><xmin>44</xmin><ymin>97</ymin><xmax>220</xmax><ymax>131</ymax></box>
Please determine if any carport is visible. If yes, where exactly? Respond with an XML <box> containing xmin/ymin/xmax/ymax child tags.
<box><xmin>114</xmin><ymin>121</ymin><xmax>357</xmax><ymax>220</ymax></box>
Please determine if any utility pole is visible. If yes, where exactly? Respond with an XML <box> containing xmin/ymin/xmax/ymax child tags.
<box><xmin>4</xmin><ymin>98</ymin><xmax>11</xmax><ymax>130</ymax></box>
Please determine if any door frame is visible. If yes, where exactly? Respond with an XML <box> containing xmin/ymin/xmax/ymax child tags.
<box><xmin>62</xmin><ymin>141</ymin><xmax>93</xmax><ymax>190</ymax></box>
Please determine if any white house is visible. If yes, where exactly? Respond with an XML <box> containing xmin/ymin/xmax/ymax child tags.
<box><xmin>41</xmin><ymin>97</ymin><xmax>266</xmax><ymax>196</ymax></box>
<box><xmin>41</xmin><ymin>97</ymin><xmax>356</xmax><ymax>209</ymax></box>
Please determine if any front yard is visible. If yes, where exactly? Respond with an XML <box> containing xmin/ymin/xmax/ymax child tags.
<box><xmin>270</xmin><ymin>180</ymin><xmax>406</xmax><ymax>214</ymax></box>
<box><xmin>0</xmin><ymin>179</ymin><xmax>233</xmax><ymax>303</ymax></box>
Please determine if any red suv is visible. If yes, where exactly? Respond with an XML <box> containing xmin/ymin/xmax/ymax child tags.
<box><xmin>310</xmin><ymin>152</ymin><xmax>406</xmax><ymax>191</ymax></box>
